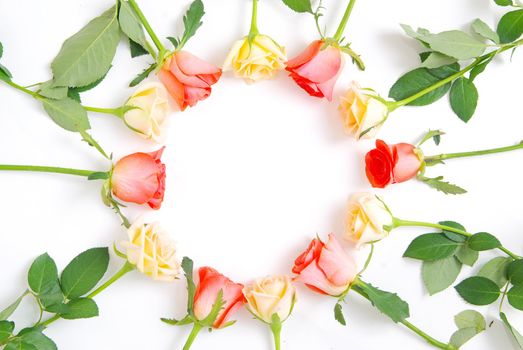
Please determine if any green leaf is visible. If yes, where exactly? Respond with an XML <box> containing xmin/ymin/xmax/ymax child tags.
<box><xmin>508</xmin><ymin>260</ymin><xmax>523</xmax><ymax>285</ymax></box>
<box><xmin>129</xmin><ymin>39</ymin><xmax>148</xmax><ymax>58</ymax></box>
<box><xmin>420</xmin><ymin>52</ymin><xmax>457</xmax><ymax>69</ymax></box>
<box><xmin>0</xmin><ymin>63</ymin><xmax>13</xmax><ymax>81</ymax></box>
<box><xmin>495</xmin><ymin>0</ymin><xmax>514</xmax><ymax>5</ymax></box>
<box><xmin>60</xmin><ymin>298</ymin><xmax>99</xmax><ymax>319</ymax></box>
<box><xmin>456</xmin><ymin>245</ymin><xmax>479</xmax><ymax>266</ymax></box>
<box><xmin>28</xmin><ymin>253</ymin><xmax>58</xmax><ymax>295</ymax></box>
<box><xmin>51</xmin><ymin>5</ymin><xmax>119</xmax><ymax>87</ymax></box>
<box><xmin>508</xmin><ymin>284</ymin><xmax>523</xmax><ymax>310</ymax></box>
<box><xmin>450</xmin><ymin>328</ymin><xmax>480</xmax><ymax>348</ymax></box>
<box><xmin>19</xmin><ymin>329</ymin><xmax>57</xmax><ymax>350</ymax></box>
<box><xmin>469</xmin><ymin>57</ymin><xmax>493</xmax><ymax>81</ymax></box>
<box><xmin>0</xmin><ymin>321</ymin><xmax>15</xmax><ymax>343</ymax></box>
<box><xmin>281</xmin><ymin>0</ymin><xmax>313</xmax><ymax>13</ymax></box>
<box><xmin>41</xmin><ymin>97</ymin><xmax>90</xmax><ymax>132</ymax></box>
<box><xmin>179</xmin><ymin>0</ymin><xmax>205</xmax><ymax>47</ymax></box>
<box><xmin>167</xmin><ymin>37</ymin><xmax>179</xmax><ymax>49</ymax></box>
<box><xmin>454</xmin><ymin>310</ymin><xmax>486</xmax><ymax>331</ymax></box>
<box><xmin>182</xmin><ymin>257</ymin><xmax>196</xmax><ymax>315</ymax></box>
<box><xmin>404</xmin><ymin>233</ymin><xmax>461</xmax><ymax>261</ymax></box>
<box><xmin>160</xmin><ymin>315</ymin><xmax>193</xmax><ymax>326</ymax></box>
<box><xmin>87</xmin><ymin>172</ymin><xmax>109</xmax><ymax>181</ymax></box>
<box><xmin>420</xmin><ymin>30</ymin><xmax>487</xmax><ymax>60</ymax></box>
<box><xmin>201</xmin><ymin>290</ymin><xmax>224</xmax><ymax>326</ymax></box>
<box><xmin>497</xmin><ymin>9</ymin><xmax>523</xmax><ymax>43</ymax></box>
<box><xmin>439</xmin><ymin>221</ymin><xmax>468</xmax><ymax>243</ymax></box>
<box><xmin>129</xmin><ymin>63</ymin><xmax>157</xmax><ymax>87</ymax></box>
<box><xmin>420</xmin><ymin>175</ymin><xmax>468</xmax><ymax>194</ymax></box>
<box><xmin>38</xmin><ymin>81</ymin><xmax>68</xmax><ymax>100</ymax></box>
<box><xmin>449</xmin><ymin>77</ymin><xmax>478</xmax><ymax>123</ymax></box>
<box><xmin>472</xmin><ymin>19</ymin><xmax>500</xmax><ymax>43</ymax></box>
<box><xmin>334</xmin><ymin>302</ymin><xmax>346</xmax><ymax>326</ymax></box>
<box><xmin>468</xmin><ymin>232</ymin><xmax>501</xmax><ymax>251</ymax></box>
<box><xmin>118</xmin><ymin>1</ymin><xmax>148</xmax><ymax>51</ymax></box>
<box><xmin>478</xmin><ymin>257</ymin><xmax>512</xmax><ymax>288</ymax></box>
<box><xmin>0</xmin><ymin>42</ymin><xmax>3</xmax><ymax>58</ymax></box>
<box><xmin>500</xmin><ymin>312</ymin><xmax>523</xmax><ymax>348</ymax></box>
<box><xmin>0</xmin><ymin>291</ymin><xmax>28</xmax><ymax>320</ymax></box>
<box><xmin>4</xmin><ymin>341</ymin><xmax>37</xmax><ymax>350</ymax></box>
<box><xmin>60</xmin><ymin>247</ymin><xmax>109</xmax><ymax>299</ymax></box>
<box><xmin>67</xmin><ymin>89</ymin><xmax>81</xmax><ymax>103</ymax></box>
<box><xmin>455</xmin><ymin>276</ymin><xmax>501</xmax><ymax>305</ymax></box>
<box><xmin>422</xmin><ymin>256</ymin><xmax>462</xmax><ymax>295</ymax></box>
<box><xmin>389</xmin><ymin>63</ymin><xmax>460</xmax><ymax>106</ymax></box>
<box><xmin>355</xmin><ymin>282</ymin><xmax>410</xmax><ymax>323</ymax></box>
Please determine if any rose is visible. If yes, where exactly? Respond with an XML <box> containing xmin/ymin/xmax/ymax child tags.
<box><xmin>158</xmin><ymin>51</ymin><xmax>222</xmax><ymax>111</ymax></box>
<box><xmin>111</xmin><ymin>147</ymin><xmax>166</xmax><ymax>209</ymax></box>
<box><xmin>365</xmin><ymin>140</ymin><xmax>422</xmax><ymax>188</ymax></box>
<box><xmin>285</xmin><ymin>40</ymin><xmax>343</xmax><ymax>101</ymax></box>
<box><xmin>193</xmin><ymin>267</ymin><xmax>246</xmax><ymax>328</ymax></box>
<box><xmin>344</xmin><ymin>192</ymin><xmax>394</xmax><ymax>246</ymax></box>
<box><xmin>243</xmin><ymin>275</ymin><xmax>296</xmax><ymax>323</ymax></box>
<box><xmin>123</xmin><ymin>83</ymin><xmax>171</xmax><ymax>143</ymax></box>
<box><xmin>122</xmin><ymin>218</ymin><xmax>180</xmax><ymax>281</ymax></box>
<box><xmin>223</xmin><ymin>34</ymin><xmax>286</xmax><ymax>83</ymax></box>
<box><xmin>339</xmin><ymin>82</ymin><xmax>389</xmax><ymax>139</ymax></box>
<box><xmin>292</xmin><ymin>234</ymin><xmax>357</xmax><ymax>296</ymax></box>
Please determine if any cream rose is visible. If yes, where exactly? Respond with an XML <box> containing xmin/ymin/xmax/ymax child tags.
<box><xmin>124</xmin><ymin>82</ymin><xmax>171</xmax><ymax>143</ymax></box>
<box><xmin>243</xmin><ymin>275</ymin><xmax>296</xmax><ymax>323</ymax></box>
<box><xmin>223</xmin><ymin>34</ymin><xmax>286</xmax><ymax>83</ymax></box>
<box><xmin>122</xmin><ymin>218</ymin><xmax>180</xmax><ymax>281</ymax></box>
<box><xmin>339</xmin><ymin>82</ymin><xmax>389</xmax><ymax>139</ymax></box>
<box><xmin>344</xmin><ymin>192</ymin><xmax>394</xmax><ymax>246</ymax></box>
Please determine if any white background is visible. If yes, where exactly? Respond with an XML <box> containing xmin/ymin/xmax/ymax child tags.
<box><xmin>1</xmin><ymin>0</ymin><xmax>523</xmax><ymax>349</ymax></box>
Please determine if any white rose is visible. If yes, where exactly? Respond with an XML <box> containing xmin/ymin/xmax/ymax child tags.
<box><xmin>124</xmin><ymin>83</ymin><xmax>171</xmax><ymax>143</ymax></box>
<box><xmin>344</xmin><ymin>192</ymin><xmax>394</xmax><ymax>246</ymax></box>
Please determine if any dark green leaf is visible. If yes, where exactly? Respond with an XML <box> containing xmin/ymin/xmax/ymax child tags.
<box><xmin>334</xmin><ymin>303</ymin><xmax>346</xmax><ymax>326</ymax></box>
<box><xmin>439</xmin><ymin>221</ymin><xmax>468</xmax><ymax>243</ymax></box>
<box><xmin>180</xmin><ymin>0</ymin><xmax>205</xmax><ymax>47</ymax></box>
<box><xmin>355</xmin><ymin>282</ymin><xmax>410</xmax><ymax>323</ymax></box>
<box><xmin>60</xmin><ymin>298</ymin><xmax>99</xmax><ymax>319</ymax></box>
<box><xmin>495</xmin><ymin>0</ymin><xmax>514</xmax><ymax>5</ymax></box>
<box><xmin>449</xmin><ymin>77</ymin><xmax>478</xmax><ymax>122</ymax></box>
<box><xmin>0</xmin><ymin>63</ymin><xmax>13</xmax><ymax>81</ymax></box>
<box><xmin>129</xmin><ymin>39</ymin><xmax>148</xmax><ymax>58</ymax></box>
<box><xmin>497</xmin><ymin>9</ymin><xmax>523</xmax><ymax>43</ymax></box>
<box><xmin>508</xmin><ymin>260</ymin><xmax>523</xmax><ymax>285</ymax></box>
<box><xmin>422</xmin><ymin>256</ymin><xmax>462</xmax><ymax>295</ymax></box>
<box><xmin>41</xmin><ymin>97</ymin><xmax>90</xmax><ymax>132</ymax></box>
<box><xmin>478</xmin><ymin>257</ymin><xmax>512</xmax><ymax>288</ymax></box>
<box><xmin>28</xmin><ymin>253</ymin><xmax>58</xmax><ymax>295</ymax></box>
<box><xmin>468</xmin><ymin>232</ymin><xmax>501</xmax><ymax>251</ymax></box>
<box><xmin>160</xmin><ymin>315</ymin><xmax>193</xmax><ymax>326</ymax></box>
<box><xmin>182</xmin><ymin>257</ymin><xmax>196</xmax><ymax>315</ymax></box>
<box><xmin>420</xmin><ymin>176</ymin><xmax>468</xmax><ymax>194</ymax></box>
<box><xmin>281</xmin><ymin>0</ymin><xmax>313</xmax><ymax>13</ymax></box>
<box><xmin>19</xmin><ymin>330</ymin><xmax>57</xmax><ymax>350</ymax></box>
<box><xmin>404</xmin><ymin>233</ymin><xmax>461</xmax><ymax>261</ymax></box>
<box><xmin>67</xmin><ymin>89</ymin><xmax>81</xmax><ymax>103</ymax></box>
<box><xmin>0</xmin><ymin>321</ymin><xmax>15</xmax><ymax>343</ymax></box>
<box><xmin>129</xmin><ymin>63</ymin><xmax>157</xmax><ymax>87</ymax></box>
<box><xmin>0</xmin><ymin>42</ymin><xmax>3</xmax><ymax>58</ymax></box>
<box><xmin>469</xmin><ymin>57</ymin><xmax>493</xmax><ymax>81</ymax></box>
<box><xmin>87</xmin><ymin>172</ymin><xmax>109</xmax><ymax>181</ymax></box>
<box><xmin>4</xmin><ymin>341</ymin><xmax>37</xmax><ymax>350</ymax></box>
<box><xmin>201</xmin><ymin>290</ymin><xmax>224</xmax><ymax>326</ymax></box>
<box><xmin>60</xmin><ymin>247</ymin><xmax>109</xmax><ymax>299</ymax></box>
<box><xmin>500</xmin><ymin>312</ymin><xmax>523</xmax><ymax>348</ymax></box>
<box><xmin>508</xmin><ymin>284</ymin><xmax>523</xmax><ymax>310</ymax></box>
<box><xmin>69</xmin><ymin>71</ymin><xmax>109</xmax><ymax>94</ymax></box>
<box><xmin>389</xmin><ymin>63</ymin><xmax>459</xmax><ymax>106</ymax></box>
<box><xmin>455</xmin><ymin>276</ymin><xmax>501</xmax><ymax>305</ymax></box>
<box><xmin>455</xmin><ymin>245</ymin><xmax>479</xmax><ymax>266</ymax></box>
<box><xmin>167</xmin><ymin>37</ymin><xmax>179</xmax><ymax>49</ymax></box>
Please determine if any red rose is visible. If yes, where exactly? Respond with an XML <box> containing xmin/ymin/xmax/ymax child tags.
<box><xmin>365</xmin><ymin>140</ymin><xmax>422</xmax><ymax>188</ymax></box>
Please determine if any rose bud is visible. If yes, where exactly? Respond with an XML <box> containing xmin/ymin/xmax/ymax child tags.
<box><xmin>344</xmin><ymin>192</ymin><xmax>394</xmax><ymax>246</ymax></box>
<box><xmin>111</xmin><ymin>147</ymin><xmax>166</xmax><ymax>209</ymax></box>
<box><xmin>159</xmin><ymin>51</ymin><xmax>222</xmax><ymax>111</ymax></box>
<box><xmin>223</xmin><ymin>34</ymin><xmax>286</xmax><ymax>83</ymax></box>
<box><xmin>339</xmin><ymin>82</ymin><xmax>389</xmax><ymax>139</ymax></box>
<box><xmin>365</xmin><ymin>140</ymin><xmax>423</xmax><ymax>188</ymax></box>
<box><xmin>292</xmin><ymin>234</ymin><xmax>357</xmax><ymax>296</ymax></box>
<box><xmin>123</xmin><ymin>83</ymin><xmax>171</xmax><ymax>143</ymax></box>
<box><xmin>243</xmin><ymin>275</ymin><xmax>296</xmax><ymax>324</ymax></box>
<box><xmin>193</xmin><ymin>267</ymin><xmax>246</xmax><ymax>328</ymax></box>
<box><xmin>122</xmin><ymin>218</ymin><xmax>180</xmax><ymax>281</ymax></box>
<box><xmin>285</xmin><ymin>40</ymin><xmax>343</xmax><ymax>101</ymax></box>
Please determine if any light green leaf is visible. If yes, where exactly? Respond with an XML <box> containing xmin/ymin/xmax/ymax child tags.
<box><xmin>60</xmin><ymin>247</ymin><xmax>109</xmax><ymax>299</ymax></box>
<box><xmin>478</xmin><ymin>257</ymin><xmax>512</xmax><ymax>288</ymax></box>
<box><xmin>450</xmin><ymin>327</ymin><xmax>480</xmax><ymax>348</ymax></box>
<box><xmin>28</xmin><ymin>253</ymin><xmax>58</xmax><ymax>295</ymax></box>
<box><xmin>355</xmin><ymin>282</ymin><xmax>410</xmax><ymax>323</ymax></box>
<box><xmin>51</xmin><ymin>6</ymin><xmax>119</xmax><ymax>87</ymax></box>
<box><xmin>38</xmin><ymin>81</ymin><xmax>68</xmax><ymax>100</ymax></box>
<box><xmin>0</xmin><ymin>321</ymin><xmax>15</xmax><ymax>343</ymax></box>
<box><xmin>179</xmin><ymin>0</ymin><xmax>205</xmax><ymax>48</ymax></box>
<box><xmin>0</xmin><ymin>291</ymin><xmax>28</xmax><ymax>320</ymax></box>
<box><xmin>497</xmin><ymin>9</ymin><xmax>523</xmax><ymax>43</ymax></box>
<box><xmin>455</xmin><ymin>276</ymin><xmax>501</xmax><ymax>305</ymax></box>
<box><xmin>0</xmin><ymin>42</ymin><xmax>3</xmax><ymax>58</ymax></box>
<box><xmin>404</xmin><ymin>233</ymin><xmax>461</xmax><ymax>261</ymax></box>
<box><xmin>455</xmin><ymin>310</ymin><xmax>486</xmax><ymax>331</ymax></box>
<box><xmin>4</xmin><ymin>341</ymin><xmax>37</xmax><ymax>350</ymax></box>
<box><xmin>500</xmin><ymin>312</ymin><xmax>523</xmax><ymax>349</ymax></box>
<box><xmin>281</xmin><ymin>0</ymin><xmax>313</xmax><ymax>13</ymax></box>
<box><xmin>420</xmin><ymin>30</ymin><xmax>487</xmax><ymax>60</ymax></box>
<box><xmin>508</xmin><ymin>284</ymin><xmax>523</xmax><ymax>310</ymax></box>
<box><xmin>439</xmin><ymin>221</ymin><xmax>468</xmax><ymax>243</ymax></box>
<box><xmin>41</xmin><ymin>97</ymin><xmax>90</xmax><ymax>132</ymax></box>
<box><xmin>420</xmin><ymin>52</ymin><xmax>457</xmax><ymax>69</ymax></box>
<box><xmin>508</xmin><ymin>260</ymin><xmax>523</xmax><ymax>285</ymax></box>
<box><xmin>129</xmin><ymin>63</ymin><xmax>157</xmax><ymax>87</ymax></box>
<box><xmin>160</xmin><ymin>315</ymin><xmax>193</xmax><ymax>326</ymax></box>
<box><xmin>334</xmin><ymin>302</ymin><xmax>346</xmax><ymax>326</ymax></box>
<box><xmin>456</xmin><ymin>245</ymin><xmax>479</xmax><ymax>266</ymax></box>
<box><xmin>495</xmin><ymin>0</ymin><xmax>514</xmax><ymax>5</ymax></box>
<box><xmin>422</xmin><ymin>256</ymin><xmax>462</xmax><ymax>295</ymax></box>
<box><xmin>118</xmin><ymin>1</ymin><xmax>147</xmax><ymax>51</ymax></box>
<box><xmin>0</xmin><ymin>63</ymin><xmax>12</xmax><ymax>81</ymax></box>
<box><xmin>449</xmin><ymin>77</ymin><xmax>479</xmax><ymax>123</ymax></box>
<box><xmin>472</xmin><ymin>19</ymin><xmax>500</xmax><ymax>43</ymax></box>
<box><xmin>420</xmin><ymin>175</ymin><xmax>468</xmax><ymax>194</ymax></box>
<box><xmin>468</xmin><ymin>232</ymin><xmax>501</xmax><ymax>251</ymax></box>
<box><xmin>60</xmin><ymin>298</ymin><xmax>99</xmax><ymax>319</ymax></box>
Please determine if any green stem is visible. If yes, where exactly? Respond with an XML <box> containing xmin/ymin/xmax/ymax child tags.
<box><xmin>425</xmin><ymin>141</ymin><xmax>523</xmax><ymax>163</ymax></box>
<box><xmin>127</xmin><ymin>0</ymin><xmax>166</xmax><ymax>60</ymax></box>
<box><xmin>0</xmin><ymin>165</ymin><xmax>98</xmax><ymax>177</ymax></box>
<box><xmin>83</xmin><ymin>106</ymin><xmax>124</xmax><ymax>118</ymax></box>
<box><xmin>333</xmin><ymin>0</ymin><xmax>357</xmax><ymax>42</ymax></box>
<box><xmin>36</xmin><ymin>262</ymin><xmax>134</xmax><ymax>328</ymax></box>
<box><xmin>352</xmin><ymin>281</ymin><xmax>455</xmax><ymax>350</ymax></box>
<box><xmin>182</xmin><ymin>323</ymin><xmax>203</xmax><ymax>350</ymax></box>
<box><xmin>4</xmin><ymin>80</ymin><xmax>39</xmax><ymax>98</ymax></box>
<box><xmin>249</xmin><ymin>0</ymin><xmax>259</xmax><ymax>37</ymax></box>
<box><xmin>270</xmin><ymin>317</ymin><xmax>282</xmax><ymax>350</ymax></box>
<box><xmin>392</xmin><ymin>218</ymin><xmax>521</xmax><ymax>260</ymax></box>
<box><xmin>390</xmin><ymin>40</ymin><xmax>523</xmax><ymax>111</ymax></box>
